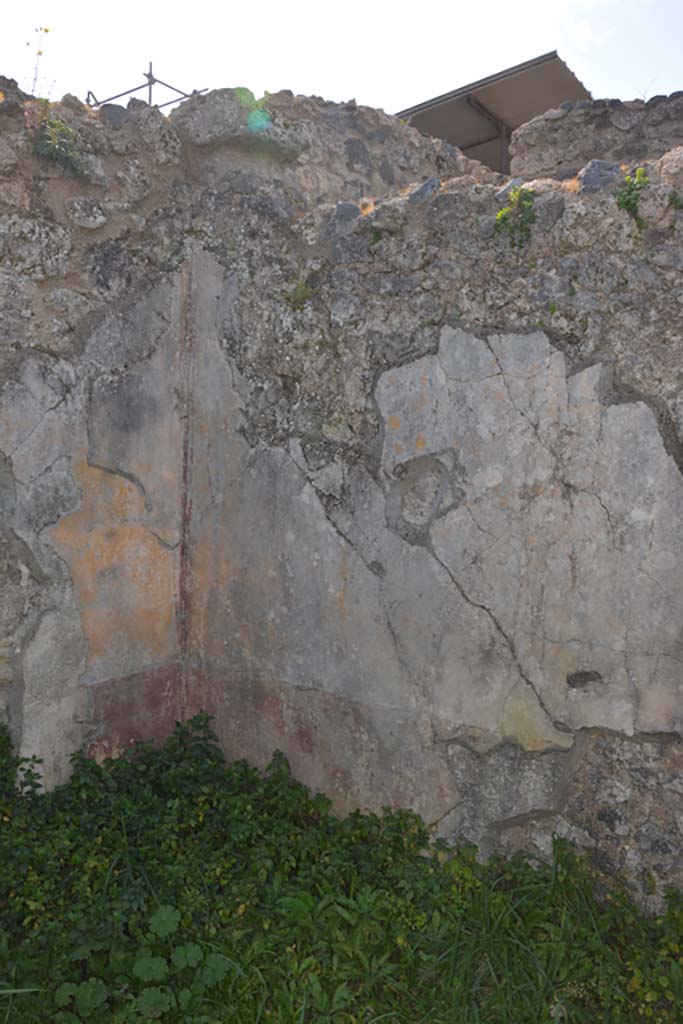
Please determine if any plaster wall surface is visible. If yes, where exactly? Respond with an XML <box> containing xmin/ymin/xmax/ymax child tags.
<box><xmin>1</xmin><ymin>77</ymin><xmax>683</xmax><ymax>906</ymax></box>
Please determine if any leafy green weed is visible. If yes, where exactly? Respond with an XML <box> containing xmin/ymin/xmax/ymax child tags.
<box><xmin>1</xmin><ymin>716</ymin><xmax>682</xmax><ymax>1022</ymax></box>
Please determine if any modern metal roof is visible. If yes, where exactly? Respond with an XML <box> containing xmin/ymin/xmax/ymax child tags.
<box><xmin>396</xmin><ymin>51</ymin><xmax>591</xmax><ymax>173</ymax></box>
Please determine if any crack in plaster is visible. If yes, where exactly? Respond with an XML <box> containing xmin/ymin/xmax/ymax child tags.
<box><xmin>517</xmin><ymin>626</ymin><xmax>683</xmax><ymax>667</ymax></box>
<box><xmin>562</xmin><ymin>481</ymin><xmax>619</xmax><ymax>551</ymax></box>
<box><xmin>279</xmin><ymin>446</ymin><xmax>415</xmax><ymax>688</ymax></box>
<box><xmin>276</xmin><ymin>679</ymin><xmax>404</xmax><ymax>716</ymax></box>
<box><xmin>86</xmin><ymin>458</ymin><xmax>151</xmax><ymax>511</ymax></box>
<box><xmin>8</xmin><ymin>394</ymin><xmax>69</xmax><ymax>459</ymax></box>
<box><xmin>483</xmin><ymin>336</ymin><xmax>562</xmax><ymax>467</ymax></box>
<box><xmin>426</xmin><ymin>541</ymin><xmax>566</xmax><ymax>740</ymax></box>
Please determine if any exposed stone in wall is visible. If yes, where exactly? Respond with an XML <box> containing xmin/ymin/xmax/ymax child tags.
<box><xmin>2</xmin><ymin>80</ymin><xmax>683</xmax><ymax>907</ymax></box>
<box><xmin>511</xmin><ymin>91</ymin><xmax>683</xmax><ymax>179</ymax></box>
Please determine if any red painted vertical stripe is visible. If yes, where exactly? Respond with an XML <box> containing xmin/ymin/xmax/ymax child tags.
<box><xmin>177</xmin><ymin>259</ymin><xmax>197</xmax><ymax>716</ymax></box>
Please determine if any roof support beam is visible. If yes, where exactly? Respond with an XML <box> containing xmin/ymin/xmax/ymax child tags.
<box><xmin>466</xmin><ymin>95</ymin><xmax>511</xmax><ymax>174</ymax></box>
<box><xmin>464</xmin><ymin>132</ymin><xmax>505</xmax><ymax>149</ymax></box>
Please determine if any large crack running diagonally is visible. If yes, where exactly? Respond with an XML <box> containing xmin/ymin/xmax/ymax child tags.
<box><xmin>426</xmin><ymin>541</ymin><xmax>567</xmax><ymax>734</ymax></box>
<box><xmin>279</xmin><ymin>446</ymin><xmax>416</xmax><ymax>686</ymax></box>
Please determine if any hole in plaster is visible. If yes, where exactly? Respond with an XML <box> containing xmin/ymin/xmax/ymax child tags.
<box><xmin>566</xmin><ymin>669</ymin><xmax>604</xmax><ymax>689</ymax></box>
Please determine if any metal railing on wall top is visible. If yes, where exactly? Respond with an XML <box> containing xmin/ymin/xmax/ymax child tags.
<box><xmin>86</xmin><ymin>62</ymin><xmax>206</xmax><ymax>110</ymax></box>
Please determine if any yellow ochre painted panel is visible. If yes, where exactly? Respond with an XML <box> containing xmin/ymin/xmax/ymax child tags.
<box><xmin>50</xmin><ymin>455</ymin><xmax>177</xmax><ymax>673</ymax></box>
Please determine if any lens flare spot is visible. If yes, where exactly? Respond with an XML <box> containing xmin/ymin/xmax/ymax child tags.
<box><xmin>247</xmin><ymin>108</ymin><xmax>272</xmax><ymax>133</ymax></box>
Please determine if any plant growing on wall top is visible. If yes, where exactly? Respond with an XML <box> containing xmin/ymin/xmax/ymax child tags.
<box><xmin>615</xmin><ymin>166</ymin><xmax>649</xmax><ymax>229</ymax></box>
<box><xmin>494</xmin><ymin>187</ymin><xmax>536</xmax><ymax>250</ymax></box>
<box><xmin>234</xmin><ymin>86</ymin><xmax>272</xmax><ymax>134</ymax></box>
<box><xmin>24</xmin><ymin>99</ymin><xmax>84</xmax><ymax>176</ymax></box>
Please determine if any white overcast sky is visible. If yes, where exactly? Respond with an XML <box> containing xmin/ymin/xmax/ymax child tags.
<box><xmin>2</xmin><ymin>0</ymin><xmax>682</xmax><ymax>115</ymax></box>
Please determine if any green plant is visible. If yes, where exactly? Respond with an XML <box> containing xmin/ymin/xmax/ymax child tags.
<box><xmin>286</xmin><ymin>277</ymin><xmax>315</xmax><ymax>310</ymax></box>
<box><xmin>494</xmin><ymin>187</ymin><xmax>536</xmax><ymax>250</ymax></box>
<box><xmin>24</xmin><ymin>99</ymin><xmax>84</xmax><ymax>175</ymax></box>
<box><xmin>668</xmin><ymin>190</ymin><xmax>683</xmax><ymax>210</ymax></box>
<box><xmin>233</xmin><ymin>86</ymin><xmax>272</xmax><ymax>134</ymax></box>
<box><xmin>1</xmin><ymin>715</ymin><xmax>682</xmax><ymax>1023</ymax></box>
<box><xmin>615</xmin><ymin>166</ymin><xmax>649</xmax><ymax>229</ymax></box>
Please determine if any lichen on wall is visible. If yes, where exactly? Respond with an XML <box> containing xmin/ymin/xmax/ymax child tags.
<box><xmin>1</xmin><ymin>74</ymin><xmax>683</xmax><ymax>907</ymax></box>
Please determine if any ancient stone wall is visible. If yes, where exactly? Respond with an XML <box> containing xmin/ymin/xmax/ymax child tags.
<box><xmin>511</xmin><ymin>91</ymin><xmax>683</xmax><ymax>179</ymax></box>
<box><xmin>2</xmin><ymin>78</ymin><xmax>683</xmax><ymax>907</ymax></box>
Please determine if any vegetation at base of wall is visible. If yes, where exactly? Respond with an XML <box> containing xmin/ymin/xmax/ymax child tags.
<box><xmin>615</xmin><ymin>167</ymin><xmax>649</xmax><ymax>230</ymax></box>
<box><xmin>24</xmin><ymin>100</ymin><xmax>84</xmax><ymax>176</ymax></box>
<box><xmin>668</xmin><ymin>190</ymin><xmax>683</xmax><ymax>210</ymax></box>
<box><xmin>1</xmin><ymin>716</ymin><xmax>682</xmax><ymax>1023</ymax></box>
<box><xmin>494</xmin><ymin>187</ymin><xmax>536</xmax><ymax>251</ymax></box>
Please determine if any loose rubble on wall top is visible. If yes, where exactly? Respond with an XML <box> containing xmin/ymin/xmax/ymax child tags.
<box><xmin>1</xmin><ymin>76</ymin><xmax>683</xmax><ymax>908</ymax></box>
<box><xmin>511</xmin><ymin>90</ymin><xmax>683</xmax><ymax>178</ymax></box>
<box><xmin>2</xmin><ymin>80</ymin><xmax>683</xmax><ymax>457</ymax></box>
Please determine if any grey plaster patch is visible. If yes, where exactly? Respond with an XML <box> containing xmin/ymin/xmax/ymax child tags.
<box><xmin>19</xmin><ymin>456</ymin><xmax>81</xmax><ymax>534</ymax></box>
<box><xmin>376</xmin><ymin>326</ymin><xmax>683</xmax><ymax>747</ymax></box>
<box><xmin>18</xmin><ymin>603</ymin><xmax>88</xmax><ymax>786</ymax></box>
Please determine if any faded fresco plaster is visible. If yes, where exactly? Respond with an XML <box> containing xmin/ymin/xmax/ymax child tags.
<box><xmin>163</xmin><ymin>261</ymin><xmax>682</xmax><ymax>904</ymax></box>
<box><xmin>3</xmin><ymin>245</ymin><xmax>682</xmax><ymax>907</ymax></box>
<box><xmin>2</xmin><ymin>81</ymin><xmax>683</xmax><ymax>905</ymax></box>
